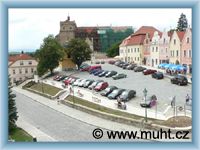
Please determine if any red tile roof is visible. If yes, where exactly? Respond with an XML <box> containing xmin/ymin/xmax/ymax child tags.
<box><xmin>121</xmin><ymin>26</ymin><xmax>161</xmax><ymax>46</ymax></box>
<box><xmin>176</xmin><ymin>31</ymin><xmax>185</xmax><ymax>41</ymax></box>
<box><xmin>9</xmin><ymin>54</ymin><xmax>34</xmax><ymax>62</ymax></box>
<box><xmin>134</xmin><ymin>26</ymin><xmax>162</xmax><ymax>39</ymax></box>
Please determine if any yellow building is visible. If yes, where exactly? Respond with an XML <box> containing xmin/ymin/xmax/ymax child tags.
<box><xmin>59</xmin><ymin>55</ymin><xmax>77</xmax><ymax>71</ymax></box>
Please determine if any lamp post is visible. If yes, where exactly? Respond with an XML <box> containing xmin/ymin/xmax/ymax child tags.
<box><xmin>143</xmin><ymin>88</ymin><xmax>148</xmax><ymax>122</ymax></box>
<box><xmin>72</xmin><ymin>85</ymin><xmax>75</xmax><ymax>107</ymax></box>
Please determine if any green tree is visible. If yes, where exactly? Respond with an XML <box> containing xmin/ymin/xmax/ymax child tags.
<box><xmin>106</xmin><ymin>41</ymin><xmax>121</xmax><ymax>57</ymax></box>
<box><xmin>177</xmin><ymin>13</ymin><xmax>188</xmax><ymax>31</ymax></box>
<box><xmin>36</xmin><ymin>35</ymin><xmax>64</xmax><ymax>76</ymax></box>
<box><xmin>65</xmin><ymin>38</ymin><xmax>92</xmax><ymax>69</ymax></box>
<box><xmin>8</xmin><ymin>75</ymin><xmax>18</xmax><ymax>132</ymax></box>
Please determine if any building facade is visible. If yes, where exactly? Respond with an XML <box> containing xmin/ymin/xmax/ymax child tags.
<box><xmin>9</xmin><ymin>54</ymin><xmax>38</xmax><ymax>85</ymax></box>
<box><xmin>181</xmin><ymin>28</ymin><xmax>192</xmax><ymax>73</ymax></box>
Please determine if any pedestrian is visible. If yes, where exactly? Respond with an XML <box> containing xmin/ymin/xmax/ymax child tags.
<box><xmin>186</xmin><ymin>94</ymin><xmax>190</xmax><ymax>103</ymax></box>
<box><xmin>57</xmin><ymin>96</ymin><xmax>60</xmax><ymax>105</ymax></box>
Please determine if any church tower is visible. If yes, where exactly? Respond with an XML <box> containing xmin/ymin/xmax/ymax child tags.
<box><xmin>56</xmin><ymin>15</ymin><xmax>77</xmax><ymax>46</ymax></box>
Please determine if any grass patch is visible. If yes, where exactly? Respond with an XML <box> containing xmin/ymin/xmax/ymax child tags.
<box><xmin>66</xmin><ymin>96</ymin><xmax>192</xmax><ymax>127</ymax></box>
<box><xmin>67</xmin><ymin>95</ymin><xmax>143</xmax><ymax>120</ymax></box>
<box><xmin>29</xmin><ymin>82</ymin><xmax>62</xmax><ymax>96</ymax></box>
<box><xmin>9</xmin><ymin>127</ymin><xmax>33</xmax><ymax>142</ymax></box>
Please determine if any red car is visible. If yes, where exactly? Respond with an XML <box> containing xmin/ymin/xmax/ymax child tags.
<box><xmin>143</xmin><ymin>69</ymin><xmax>157</xmax><ymax>75</ymax></box>
<box><xmin>63</xmin><ymin>77</ymin><xmax>74</xmax><ymax>85</ymax></box>
<box><xmin>108</xmin><ymin>60</ymin><xmax>116</xmax><ymax>64</ymax></box>
<box><xmin>94</xmin><ymin>82</ymin><xmax>109</xmax><ymax>91</ymax></box>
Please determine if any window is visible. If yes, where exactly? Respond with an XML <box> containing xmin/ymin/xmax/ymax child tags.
<box><xmin>128</xmin><ymin>49</ymin><xmax>130</xmax><ymax>53</ymax></box>
<box><xmin>31</xmin><ymin>68</ymin><xmax>34</xmax><ymax>73</ymax></box>
<box><xmin>134</xmin><ymin>48</ymin><xmax>136</xmax><ymax>52</ymax></box>
<box><xmin>152</xmin><ymin>47</ymin><xmax>154</xmax><ymax>52</ymax></box>
<box><xmin>156</xmin><ymin>47</ymin><xmax>158</xmax><ymax>52</ymax></box>
<box><xmin>163</xmin><ymin>38</ymin><xmax>166</xmax><ymax>44</ymax></box>
<box><xmin>138</xmin><ymin>48</ymin><xmax>139</xmax><ymax>52</ymax></box>
<box><xmin>131</xmin><ymin>48</ymin><xmax>133</xmax><ymax>53</ymax></box>
<box><xmin>184</xmin><ymin>50</ymin><xmax>186</xmax><ymax>57</ymax></box>
<box><xmin>174</xmin><ymin>39</ymin><xmax>176</xmax><ymax>45</ymax></box>
<box><xmin>138</xmin><ymin>57</ymin><xmax>139</xmax><ymax>61</ymax></box>
<box><xmin>12</xmin><ymin>69</ymin><xmax>15</xmax><ymax>74</ymax></box>
<box><xmin>19</xmin><ymin>69</ymin><xmax>22</xmax><ymax>74</ymax></box>
<box><xmin>187</xmin><ymin>37</ymin><xmax>189</xmax><ymax>43</ymax></box>
<box><xmin>25</xmin><ymin>68</ymin><xmax>28</xmax><ymax>73</ymax></box>
<box><xmin>166</xmin><ymin>48</ymin><xmax>167</xmax><ymax>53</ymax></box>
<box><xmin>155</xmin><ymin>59</ymin><xmax>157</xmax><ymax>65</ymax></box>
<box><xmin>20</xmin><ymin>61</ymin><xmax>24</xmax><ymax>65</ymax></box>
<box><xmin>189</xmin><ymin>50</ymin><xmax>192</xmax><ymax>58</ymax></box>
<box><xmin>176</xmin><ymin>50</ymin><xmax>179</xmax><ymax>57</ymax></box>
<box><xmin>128</xmin><ymin>57</ymin><xmax>130</xmax><ymax>62</ymax></box>
<box><xmin>29</xmin><ymin>61</ymin><xmax>32</xmax><ymax>65</ymax></box>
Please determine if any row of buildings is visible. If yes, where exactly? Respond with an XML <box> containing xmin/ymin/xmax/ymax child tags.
<box><xmin>119</xmin><ymin>26</ymin><xmax>192</xmax><ymax>73</ymax></box>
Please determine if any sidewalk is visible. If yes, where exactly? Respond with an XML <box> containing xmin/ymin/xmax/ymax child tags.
<box><xmin>16</xmin><ymin>115</ymin><xmax>56</xmax><ymax>142</ymax></box>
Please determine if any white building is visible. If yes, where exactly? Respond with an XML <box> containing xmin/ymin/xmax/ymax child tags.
<box><xmin>9</xmin><ymin>54</ymin><xmax>38</xmax><ymax>85</ymax></box>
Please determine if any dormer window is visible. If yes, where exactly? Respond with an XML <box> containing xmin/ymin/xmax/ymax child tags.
<box><xmin>174</xmin><ymin>39</ymin><xmax>176</xmax><ymax>45</ymax></box>
<box><xmin>29</xmin><ymin>61</ymin><xmax>32</xmax><ymax>65</ymax></box>
<box><xmin>20</xmin><ymin>61</ymin><xmax>24</xmax><ymax>65</ymax></box>
<box><xmin>187</xmin><ymin>37</ymin><xmax>189</xmax><ymax>43</ymax></box>
<box><xmin>163</xmin><ymin>38</ymin><xmax>166</xmax><ymax>44</ymax></box>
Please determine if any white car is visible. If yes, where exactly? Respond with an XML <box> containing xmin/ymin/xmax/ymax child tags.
<box><xmin>78</xmin><ymin>79</ymin><xmax>88</xmax><ymax>87</ymax></box>
<box><xmin>73</xmin><ymin>79</ymin><xmax>82</xmax><ymax>86</ymax></box>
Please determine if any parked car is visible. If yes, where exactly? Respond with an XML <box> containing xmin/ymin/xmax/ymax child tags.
<box><xmin>112</xmin><ymin>73</ymin><xmax>127</xmax><ymax>80</ymax></box>
<box><xmin>98</xmin><ymin>71</ymin><xmax>109</xmax><ymax>77</ymax></box>
<box><xmin>119</xmin><ymin>62</ymin><xmax>127</xmax><ymax>68</ymax></box>
<box><xmin>93</xmin><ymin>70</ymin><xmax>104</xmax><ymax>76</ymax></box>
<box><xmin>72</xmin><ymin>79</ymin><xmax>82</xmax><ymax>86</ymax></box>
<box><xmin>143</xmin><ymin>69</ymin><xmax>157</xmax><ymax>75</ymax></box>
<box><xmin>134</xmin><ymin>66</ymin><xmax>146</xmax><ymax>72</ymax></box>
<box><xmin>107</xmin><ymin>89</ymin><xmax>125</xmax><ymax>99</ymax></box>
<box><xmin>114</xmin><ymin>60</ymin><xmax>122</xmax><ymax>66</ymax></box>
<box><xmin>56</xmin><ymin>75</ymin><xmax>67</xmax><ymax>81</ymax></box>
<box><xmin>88</xmin><ymin>80</ymin><xmax>104</xmax><ymax>90</ymax></box>
<box><xmin>88</xmin><ymin>65</ymin><xmax>102</xmax><ymax>72</ymax></box>
<box><xmin>140</xmin><ymin>95</ymin><xmax>157</xmax><ymax>108</ymax></box>
<box><xmin>122</xmin><ymin>63</ymin><xmax>130</xmax><ymax>69</ymax></box>
<box><xmin>100</xmin><ymin>86</ymin><xmax>118</xmax><ymax>96</ymax></box>
<box><xmin>115</xmin><ymin>61</ymin><xmax>123</xmax><ymax>67</ymax></box>
<box><xmin>108</xmin><ymin>60</ymin><xmax>116</xmax><ymax>64</ymax></box>
<box><xmin>53</xmin><ymin>75</ymin><xmax>61</xmax><ymax>80</ymax></box>
<box><xmin>83</xmin><ymin>79</ymin><xmax>95</xmax><ymax>88</ymax></box>
<box><xmin>171</xmin><ymin>75</ymin><xmax>188</xmax><ymax>85</ymax></box>
<box><xmin>89</xmin><ymin>68</ymin><xmax>101</xmax><ymax>74</ymax></box>
<box><xmin>80</xmin><ymin>63</ymin><xmax>90</xmax><ymax>71</ymax></box>
<box><xmin>63</xmin><ymin>77</ymin><xmax>74</xmax><ymax>85</ymax></box>
<box><xmin>126</xmin><ymin>64</ymin><xmax>137</xmax><ymax>70</ymax></box>
<box><xmin>69</xmin><ymin>78</ymin><xmax>79</xmax><ymax>85</ymax></box>
<box><xmin>78</xmin><ymin>79</ymin><xmax>88</xmax><ymax>87</ymax></box>
<box><xmin>105</xmin><ymin>71</ymin><xmax>117</xmax><ymax>78</ymax></box>
<box><xmin>100</xmin><ymin>61</ymin><xmax>105</xmax><ymax>64</ymax></box>
<box><xmin>94</xmin><ymin>82</ymin><xmax>109</xmax><ymax>91</ymax></box>
<box><xmin>152</xmin><ymin>72</ymin><xmax>164</xmax><ymax>79</ymax></box>
<box><xmin>80</xmin><ymin>63</ymin><xmax>89</xmax><ymax>69</ymax></box>
<box><xmin>119</xmin><ymin>90</ymin><xmax>136</xmax><ymax>101</ymax></box>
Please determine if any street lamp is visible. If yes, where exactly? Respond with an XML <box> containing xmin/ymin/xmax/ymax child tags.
<box><xmin>143</xmin><ymin>88</ymin><xmax>148</xmax><ymax>122</ymax></box>
<box><xmin>72</xmin><ymin>85</ymin><xmax>75</xmax><ymax>107</ymax></box>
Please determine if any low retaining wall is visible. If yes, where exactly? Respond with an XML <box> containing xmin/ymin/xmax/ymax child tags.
<box><xmin>61</xmin><ymin>99</ymin><xmax>191</xmax><ymax>133</ymax></box>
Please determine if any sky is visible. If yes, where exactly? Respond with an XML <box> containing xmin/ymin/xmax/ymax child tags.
<box><xmin>8</xmin><ymin>8</ymin><xmax>192</xmax><ymax>52</ymax></box>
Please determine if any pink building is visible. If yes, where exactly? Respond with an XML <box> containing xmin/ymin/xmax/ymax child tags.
<box><xmin>181</xmin><ymin>28</ymin><xmax>192</xmax><ymax>73</ymax></box>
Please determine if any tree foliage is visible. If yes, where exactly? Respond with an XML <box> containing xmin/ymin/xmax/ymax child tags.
<box><xmin>8</xmin><ymin>75</ymin><xmax>18</xmax><ymax>132</ymax></box>
<box><xmin>65</xmin><ymin>38</ymin><xmax>92</xmax><ymax>69</ymax></box>
<box><xmin>177</xmin><ymin>13</ymin><xmax>188</xmax><ymax>31</ymax></box>
<box><xmin>36</xmin><ymin>35</ymin><xmax>64</xmax><ymax>76</ymax></box>
<box><xmin>106</xmin><ymin>41</ymin><xmax>121</xmax><ymax>57</ymax></box>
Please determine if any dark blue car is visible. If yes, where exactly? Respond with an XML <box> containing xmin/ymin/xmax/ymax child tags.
<box><xmin>89</xmin><ymin>68</ymin><xmax>101</xmax><ymax>74</ymax></box>
<box><xmin>94</xmin><ymin>70</ymin><xmax>104</xmax><ymax>76</ymax></box>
